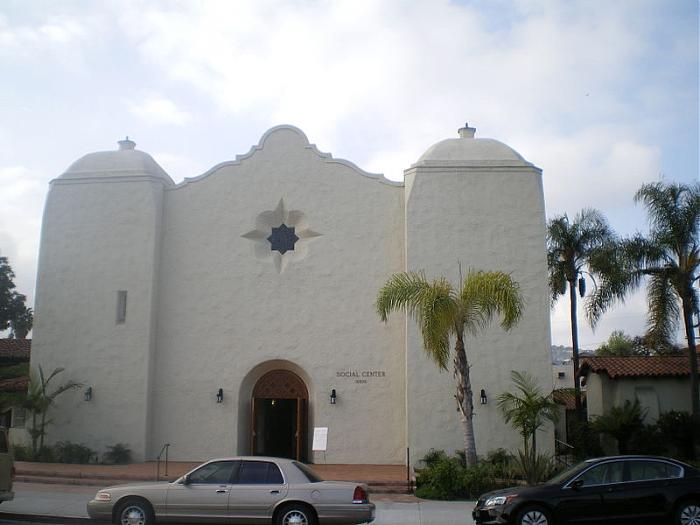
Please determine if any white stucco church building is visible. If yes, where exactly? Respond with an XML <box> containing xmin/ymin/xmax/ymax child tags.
<box><xmin>30</xmin><ymin>124</ymin><xmax>552</xmax><ymax>464</ymax></box>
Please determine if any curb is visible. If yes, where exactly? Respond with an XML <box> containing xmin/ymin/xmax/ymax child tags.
<box><xmin>0</xmin><ymin>512</ymin><xmax>109</xmax><ymax>524</ymax></box>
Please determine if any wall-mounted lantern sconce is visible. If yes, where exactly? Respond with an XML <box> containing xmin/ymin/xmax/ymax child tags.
<box><xmin>84</xmin><ymin>387</ymin><xmax>93</xmax><ymax>402</ymax></box>
<box><xmin>480</xmin><ymin>389</ymin><xmax>487</xmax><ymax>405</ymax></box>
<box><xmin>330</xmin><ymin>389</ymin><xmax>337</xmax><ymax>405</ymax></box>
<box><xmin>216</xmin><ymin>388</ymin><xmax>224</xmax><ymax>403</ymax></box>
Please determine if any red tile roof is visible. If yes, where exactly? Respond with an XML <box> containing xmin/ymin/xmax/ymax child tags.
<box><xmin>579</xmin><ymin>355</ymin><xmax>690</xmax><ymax>380</ymax></box>
<box><xmin>0</xmin><ymin>376</ymin><xmax>27</xmax><ymax>393</ymax></box>
<box><xmin>0</xmin><ymin>339</ymin><xmax>30</xmax><ymax>361</ymax></box>
<box><xmin>553</xmin><ymin>388</ymin><xmax>583</xmax><ymax>410</ymax></box>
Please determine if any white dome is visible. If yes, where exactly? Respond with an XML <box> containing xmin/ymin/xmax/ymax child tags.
<box><xmin>60</xmin><ymin>139</ymin><xmax>173</xmax><ymax>184</ymax></box>
<box><xmin>415</xmin><ymin>125</ymin><xmax>533</xmax><ymax>167</ymax></box>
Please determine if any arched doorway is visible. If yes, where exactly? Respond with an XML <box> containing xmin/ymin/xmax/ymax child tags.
<box><xmin>251</xmin><ymin>370</ymin><xmax>308</xmax><ymax>461</ymax></box>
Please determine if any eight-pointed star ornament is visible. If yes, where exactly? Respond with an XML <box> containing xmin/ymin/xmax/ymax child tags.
<box><xmin>242</xmin><ymin>198</ymin><xmax>321</xmax><ymax>272</ymax></box>
<box><xmin>267</xmin><ymin>224</ymin><xmax>299</xmax><ymax>254</ymax></box>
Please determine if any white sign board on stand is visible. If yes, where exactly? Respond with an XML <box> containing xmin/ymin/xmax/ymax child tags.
<box><xmin>312</xmin><ymin>427</ymin><xmax>328</xmax><ymax>451</ymax></box>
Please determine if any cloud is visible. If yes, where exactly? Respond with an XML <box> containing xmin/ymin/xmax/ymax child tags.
<box><xmin>113</xmin><ymin>1</ymin><xmax>680</xmax><ymax>182</ymax></box>
<box><xmin>550</xmin><ymin>288</ymin><xmax>666</xmax><ymax>350</ymax></box>
<box><xmin>0</xmin><ymin>13</ymin><xmax>88</xmax><ymax>61</ymax></box>
<box><xmin>0</xmin><ymin>0</ymin><xmax>694</xmax><ymax>347</ymax></box>
<box><xmin>0</xmin><ymin>165</ymin><xmax>45</xmax><ymax>304</ymax></box>
<box><xmin>151</xmin><ymin>151</ymin><xmax>208</xmax><ymax>182</ymax></box>
<box><xmin>127</xmin><ymin>96</ymin><xmax>193</xmax><ymax>126</ymax></box>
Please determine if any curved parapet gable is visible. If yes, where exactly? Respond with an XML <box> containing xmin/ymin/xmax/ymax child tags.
<box><xmin>172</xmin><ymin>124</ymin><xmax>403</xmax><ymax>189</ymax></box>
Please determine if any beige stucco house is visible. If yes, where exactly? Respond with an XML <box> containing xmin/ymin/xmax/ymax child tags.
<box><xmin>30</xmin><ymin>124</ymin><xmax>553</xmax><ymax>464</ymax></box>
<box><xmin>580</xmin><ymin>355</ymin><xmax>693</xmax><ymax>424</ymax></box>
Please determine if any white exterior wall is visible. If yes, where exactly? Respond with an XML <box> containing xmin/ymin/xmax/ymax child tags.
<box><xmin>31</xmin><ymin>178</ymin><xmax>164</xmax><ymax>461</ymax></box>
<box><xmin>149</xmin><ymin>128</ymin><xmax>406</xmax><ymax>463</ymax></box>
<box><xmin>30</xmin><ymin>125</ymin><xmax>553</xmax><ymax>465</ymax></box>
<box><xmin>553</xmin><ymin>363</ymin><xmax>575</xmax><ymax>390</ymax></box>
<box><xmin>586</xmin><ymin>373</ymin><xmax>691</xmax><ymax>423</ymax></box>
<box><xmin>403</xmin><ymin>163</ymin><xmax>553</xmax><ymax>463</ymax></box>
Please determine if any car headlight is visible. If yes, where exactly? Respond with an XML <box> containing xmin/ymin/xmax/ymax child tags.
<box><xmin>484</xmin><ymin>494</ymin><xmax>516</xmax><ymax>507</ymax></box>
<box><xmin>95</xmin><ymin>492</ymin><xmax>112</xmax><ymax>502</ymax></box>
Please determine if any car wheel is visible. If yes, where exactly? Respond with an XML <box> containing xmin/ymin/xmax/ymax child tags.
<box><xmin>515</xmin><ymin>505</ymin><xmax>552</xmax><ymax>525</ymax></box>
<box><xmin>275</xmin><ymin>503</ymin><xmax>317</xmax><ymax>525</ymax></box>
<box><xmin>116</xmin><ymin>498</ymin><xmax>155</xmax><ymax>525</ymax></box>
<box><xmin>677</xmin><ymin>500</ymin><xmax>700</xmax><ymax>525</ymax></box>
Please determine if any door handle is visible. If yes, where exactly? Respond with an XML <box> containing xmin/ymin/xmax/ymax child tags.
<box><xmin>216</xmin><ymin>489</ymin><xmax>228</xmax><ymax>494</ymax></box>
<box><xmin>270</xmin><ymin>490</ymin><xmax>280</xmax><ymax>494</ymax></box>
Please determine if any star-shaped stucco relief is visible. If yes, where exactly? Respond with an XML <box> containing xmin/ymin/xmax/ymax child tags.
<box><xmin>242</xmin><ymin>198</ymin><xmax>321</xmax><ymax>272</ymax></box>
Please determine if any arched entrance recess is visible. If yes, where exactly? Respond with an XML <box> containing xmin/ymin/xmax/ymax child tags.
<box><xmin>252</xmin><ymin>370</ymin><xmax>308</xmax><ymax>461</ymax></box>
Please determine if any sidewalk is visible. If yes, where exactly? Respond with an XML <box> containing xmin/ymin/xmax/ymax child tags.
<box><xmin>0</xmin><ymin>482</ymin><xmax>476</xmax><ymax>525</ymax></box>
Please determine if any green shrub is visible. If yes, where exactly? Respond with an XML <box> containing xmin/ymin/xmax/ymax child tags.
<box><xmin>414</xmin><ymin>484</ymin><xmax>444</xmax><ymax>499</ymax></box>
<box><xmin>416</xmin><ymin>449</ymin><xmax>521</xmax><ymax>500</ymax></box>
<box><xmin>53</xmin><ymin>441</ymin><xmax>96</xmax><ymax>464</ymax></box>
<box><xmin>463</xmin><ymin>461</ymin><xmax>515</xmax><ymax>498</ymax></box>
<box><xmin>416</xmin><ymin>456</ymin><xmax>465</xmax><ymax>500</ymax></box>
<box><xmin>12</xmin><ymin>444</ymin><xmax>32</xmax><ymax>461</ymax></box>
<box><xmin>484</xmin><ymin>448</ymin><xmax>515</xmax><ymax>478</ymax></box>
<box><xmin>513</xmin><ymin>450</ymin><xmax>558</xmax><ymax>485</ymax></box>
<box><xmin>421</xmin><ymin>449</ymin><xmax>449</xmax><ymax>468</ymax></box>
<box><xmin>103</xmin><ymin>443</ymin><xmax>132</xmax><ymax>464</ymax></box>
<box><xmin>430</xmin><ymin>457</ymin><xmax>466</xmax><ymax>499</ymax></box>
<box><xmin>567</xmin><ymin>419</ymin><xmax>603</xmax><ymax>459</ymax></box>
<box><xmin>657</xmin><ymin>411</ymin><xmax>694</xmax><ymax>460</ymax></box>
<box><xmin>35</xmin><ymin>445</ymin><xmax>55</xmax><ymax>462</ymax></box>
<box><xmin>628</xmin><ymin>424</ymin><xmax>664</xmax><ymax>455</ymax></box>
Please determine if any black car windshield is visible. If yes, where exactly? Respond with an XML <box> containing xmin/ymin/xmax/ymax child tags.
<box><xmin>293</xmin><ymin>461</ymin><xmax>324</xmax><ymax>482</ymax></box>
<box><xmin>545</xmin><ymin>461</ymin><xmax>591</xmax><ymax>485</ymax></box>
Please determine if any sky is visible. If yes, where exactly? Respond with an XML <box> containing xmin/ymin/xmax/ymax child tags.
<box><xmin>0</xmin><ymin>0</ymin><xmax>698</xmax><ymax>349</ymax></box>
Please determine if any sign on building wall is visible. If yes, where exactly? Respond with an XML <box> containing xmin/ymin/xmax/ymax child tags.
<box><xmin>312</xmin><ymin>427</ymin><xmax>328</xmax><ymax>451</ymax></box>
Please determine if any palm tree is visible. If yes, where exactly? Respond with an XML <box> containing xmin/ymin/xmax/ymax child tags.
<box><xmin>497</xmin><ymin>371</ymin><xmax>559</xmax><ymax>458</ymax></box>
<box><xmin>376</xmin><ymin>269</ymin><xmax>523</xmax><ymax>467</ymax></box>
<box><xmin>547</xmin><ymin>209</ymin><xmax>617</xmax><ymax>418</ymax></box>
<box><xmin>24</xmin><ymin>366</ymin><xmax>82</xmax><ymax>457</ymax></box>
<box><xmin>589</xmin><ymin>182</ymin><xmax>700</xmax><ymax>431</ymax></box>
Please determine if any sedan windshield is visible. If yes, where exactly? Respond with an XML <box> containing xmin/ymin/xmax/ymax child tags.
<box><xmin>545</xmin><ymin>461</ymin><xmax>591</xmax><ymax>485</ymax></box>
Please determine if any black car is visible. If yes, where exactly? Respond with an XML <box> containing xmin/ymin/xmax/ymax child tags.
<box><xmin>472</xmin><ymin>455</ymin><xmax>700</xmax><ymax>525</ymax></box>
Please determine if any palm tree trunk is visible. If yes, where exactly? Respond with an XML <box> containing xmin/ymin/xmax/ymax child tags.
<box><xmin>39</xmin><ymin>411</ymin><xmax>46</xmax><ymax>451</ymax></box>
<box><xmin>681</xmin><ymin>292</ymin><xmax>700</xmax><ymax>456</ymax></box>
<box><xmin>569</xmin><ymin>279</ymin><xmax>583</xmax><ymax>419</ymax></box>
<box><xmin>31</xmin><ymin>411</ymin><xmax>38</xmax><ymax>457</ymax></box>
<box><xmin>532</xmin><ymin>430</ymin><xmax>537</xmax><ymax>456</ymax></box>
<box><xmin>453</xmin><ymin>334</ymin><xmax>478</xmax><ymax>467</ymax></box>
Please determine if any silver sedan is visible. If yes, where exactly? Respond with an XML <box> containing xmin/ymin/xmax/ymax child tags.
<box><xmin>87</xmin><ymin>456</ymin><xmax>375</xmax><ymax>525</ymax></box>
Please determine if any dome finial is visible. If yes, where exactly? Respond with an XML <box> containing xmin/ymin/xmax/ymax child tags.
<box><xmin>118</xmin><ymin>137</ymin><xmax>136</xmax><ymax>150</ymax></box>
<box><xmin>458</xmin><ymin>123</ymin><xmax>476</xmax><ymax>139</ymax></box>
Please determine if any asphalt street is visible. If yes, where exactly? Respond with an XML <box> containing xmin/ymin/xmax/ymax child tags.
<box><xmin>0</xmin><ymin>483</ymin><xmax>476</xmax><ymax>525</ymax></box>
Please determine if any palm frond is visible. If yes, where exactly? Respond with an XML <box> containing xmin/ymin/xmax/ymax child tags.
<box><xmin>375</xmin><ymin>271</ymin><xmax>432</xmax><ymax>322</ymax></box>
<box><xmin>417</xmin><ymin>279</ymin><xmax>457</xmax><ymax>369</ymax></box>
<box><xmin>586</xmin><ymin>239</ymin><xmax>641</xmax><ymax>326</ymax></box>
<box><xmin>459</xmin><ymin>270</ymin><xmax>523</xmax><ymax>333</ymax></box>
<box><xmin>376</xmin><ymin>271</ymin><xmax>457</xmax><ymax>369</ymax></box>
<box><xmin>645</xmin><ymin>271</ymin><xmax>680</xmax><ymax>348</ymax></box>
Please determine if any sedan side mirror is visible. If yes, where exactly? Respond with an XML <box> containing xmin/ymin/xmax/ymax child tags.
<box><xmin>570</xmin><ymin>479</ymin><xmax>584</xmax><ymax>491</ymax></box>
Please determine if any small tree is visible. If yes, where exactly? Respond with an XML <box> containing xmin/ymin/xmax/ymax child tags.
<box><xmin>377</xmin><ymin>268</ymin><xmax>523</xmax><ymax>467</ymax></box>
<box><xmin>595</xmin><ymin>330</ymin><xmax>636</xmax><ymax>356</ymax></box>
<box><xmin>24</xmin><ymin>366</ymin><xmax>82</xmax><ymax>458</ymax></box>
<box><xmin>498</xmin><ymin>371</ymin><xmax>558</xmax><ymax>484</ymax></box>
